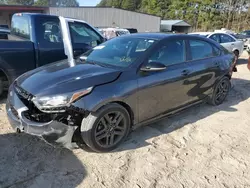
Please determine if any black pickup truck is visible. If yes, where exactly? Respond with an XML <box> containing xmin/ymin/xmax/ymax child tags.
<box><xmin>0</xmin><ymin>13</ymin><xmax>105</xmax><ymax>96</ymax></box>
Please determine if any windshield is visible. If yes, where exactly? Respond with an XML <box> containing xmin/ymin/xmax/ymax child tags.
<box><xmin>81</xmin><ymin>37</ymin><xmax>156</xmax><ymax>68</ymax></box>
<box><xmin>241</xmin><ymin>31</ymin><xmax>250</xmax><ymax>35</ymax></box>
<box><xmin>232</xmin><ymin>34</ymin><xmax>247</xmax><ymax>39</ymax></box>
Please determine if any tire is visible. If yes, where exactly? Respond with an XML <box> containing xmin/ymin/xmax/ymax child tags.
<box><xmin>0</xmin><ymin>78</ymin><xmax>3</xmax><ymax>97</ymax></box>
<box><xmin>208</xmin><ymin>77</ymin><xmax>231</xmax><ymax>106</ymax></box>
<box><xmin>233</xmin><ymin>50</ymin><xmax>239</xmax><ymax>59</ymax></box>
<box><xmin>80</xmin><ymin>103</ymin><xmax>131</xmax><ymax>152</ymax></box>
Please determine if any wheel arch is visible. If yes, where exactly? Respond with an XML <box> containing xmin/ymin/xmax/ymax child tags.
<box><xmin>95</xmin><ymin>100</ymin><xmax>135</xmax><ymax>126</ymax></box>
<box><xmin>232</xmin><ymin>48</ymin><xmax>239</xmax><ymax>56</ymax></box>
<box><xmin>110</xmin><ymin>101</ymin><xmax>135</xmax><ymax>126</ymax></box>
<box><xmin>224</xmin><ymin>73</ymin><xmax>232</xmax><ymax>80</ymax></box>
<box><xmin>0</xmin><ymin>59</ymin><xmax>16</xmax><ymax>85</ymax></box>
<box><xmin>213</xmin><ymin>73</ymin><xmax>231</xmax><ymax>90</ymax></box>
<box><xmin>0</xmin><ymin>67</ymin><xmax>10</xmax><ymax>85</ymax></box>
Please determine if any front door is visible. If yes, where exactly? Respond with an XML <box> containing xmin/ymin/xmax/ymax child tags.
<box><xmin>137</xmin><ymin>39</ymin><xmax>190</xmax><ymax>122</ymax></box>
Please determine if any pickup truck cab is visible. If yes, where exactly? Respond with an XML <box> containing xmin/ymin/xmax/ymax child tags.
<box><xmin>0</xmin><ymin>13</ymin><xmax>105</xmax><ymax>96</ymax></box>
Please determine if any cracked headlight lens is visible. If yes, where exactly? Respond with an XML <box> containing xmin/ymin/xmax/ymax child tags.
<box><xmin>32</xmin><ymin>87</ymin><xmax>93</xmax><ymax>110</ymax></box>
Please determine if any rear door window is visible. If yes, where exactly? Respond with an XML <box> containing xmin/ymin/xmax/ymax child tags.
<box><xmin>36</xmin><ymin>16</ymin><xmax>63</xmax><ymax>47</ymax></box>
<box><xmin>220</xmin><ymin>34</ymin><xmax>235</xmax><ymax>43</ymax></box>
<box><xmin>35</xmin><ymin>16</ymin><xmax>67</xmax><ymax>65</ymax></box>
<box><xmin>11</xmin><ymin>15</ymin><xmax>30</xmax><ymax>40</ymax></box>
<box><xmin>189</xmin><ymin>40</ymin><xmax>214</xmax><ymax>60</ymax></box>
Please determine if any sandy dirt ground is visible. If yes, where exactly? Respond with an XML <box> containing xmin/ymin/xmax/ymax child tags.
<box><xmin>1</xmin><ymin>53</ymin><xmax>250</xmax><ymax>188</ymax></box>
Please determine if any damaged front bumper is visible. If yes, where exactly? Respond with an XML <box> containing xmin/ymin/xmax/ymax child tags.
<box><xmin>6</xmin><ymin>87</ymin><xmax>78</xmax><ymax>148</ymax></box>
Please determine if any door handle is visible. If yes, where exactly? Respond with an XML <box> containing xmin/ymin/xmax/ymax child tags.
<box><xmin>182</xmin><ymin>69</ymin><xmax>190</xmax><ymax>76</ymax></box>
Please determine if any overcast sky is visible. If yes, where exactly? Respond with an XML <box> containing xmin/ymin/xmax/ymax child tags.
<box><xmin>78</xmin><ymin>0</ymin><xmax>101</xmax><ymax>6</ymax></box>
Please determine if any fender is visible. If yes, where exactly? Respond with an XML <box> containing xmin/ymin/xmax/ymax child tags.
<box><xmin>73</xmin><ymin>77</ymin><xmax>139</xmax><ymax>124</ymax></box>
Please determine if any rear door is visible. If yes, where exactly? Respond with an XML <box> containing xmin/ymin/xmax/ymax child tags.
<box><xmin>68</xmin><ymin>21</ymin><xmax>105</xmax><ymax>57</ymax></box>
<box><xmin>184</xmin><ymin>39</ymin><xmax>222</xmax><ymax>102</ymax></box>
<box><xmin>35</xmin><ymin>16</ymin><xmax>67</xmax><ymax>67</ymax></box>
<box><xmin>219</xmin><ymin>34</ymin><xmax>236</xmax><ymax>52</ymax></box>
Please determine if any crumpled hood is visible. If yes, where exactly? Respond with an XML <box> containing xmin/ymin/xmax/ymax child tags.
<box><xmin>16</xmin><ymin>59</ymin><xmax>121</xmax><ymax>96</ymax></box>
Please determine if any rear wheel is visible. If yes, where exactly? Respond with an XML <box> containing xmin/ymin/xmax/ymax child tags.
<box><xmin>81</xmin><ymin>103</ymin><xmax>131</xmax><ymax>152</ymax></box>
<box><xmin>233</xmin><ymin>50</ymin><xmax>239</xmax><ymax>59</ymax></box>
<box><xmin>208</xmin><ymin>77</ymin><xmax>231</xmax><ymax>106</ymax></box>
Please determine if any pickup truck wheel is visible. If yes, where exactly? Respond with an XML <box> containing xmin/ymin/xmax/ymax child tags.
<box><xmin>0</xmin><ymin>78</ymin><xmax>3</xmax><ymax>96</ymax></box>
<box><xmin>208</xmin><ymin>77</ymin><xmax>231</xmax><ymax>106</ymax></box>
<box><xmin>81</xmin><ymin>104</ymin><xmax>131</xmax><ymax>152</ymax></box>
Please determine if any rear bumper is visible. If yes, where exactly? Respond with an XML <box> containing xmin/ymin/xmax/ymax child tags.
<box><xmin>6</xmin><ymin>88</ymin><xmax>77</xmax><ymax>147</ymax></box>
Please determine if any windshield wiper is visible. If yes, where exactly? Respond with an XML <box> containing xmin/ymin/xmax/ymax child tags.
<box><xmin>79</xmin><ymin>57</ymin><xmax>117</xmax><ymax>69</ymax></box>
<box><xmin>80</xmin><ymin>58</ymin><xmax>107</xmax><ymax>68</ymax></box>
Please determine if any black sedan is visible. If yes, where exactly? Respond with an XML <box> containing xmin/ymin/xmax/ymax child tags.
<box><xmin>6</xmin><ymin>33</ymin><xmax>235</xmax><ymax>152</ymax></box>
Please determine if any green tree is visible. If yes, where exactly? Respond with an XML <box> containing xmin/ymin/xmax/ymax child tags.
<box><xmin>7</xmin><ymin>0</ymin><xmax>34</xmax><ymax>5</ymax></box>
<box><xmin>0</xmin><ymin>0</ymin><xmax>6</xmax><ymax>4</ymax></box>
<box><xmin>49</xmin><ymin>0</ymin><xmax>79</xmax><ymax>7</ymax></box>
<box><xmin>122</xmin><ymin>0</ymin><xmax>136</xmax><ymax>10</ymax></box>
<box><xmin>98</xmin><ymin>0</ymin><xmax>108</xmax><ymax>6</ymax></box>
<box><xmin>97</xmin><ymin>0</ymin><xmax>250</xmax><ymax>32</ymax></box>
<box><xmin>34</xmin><ymin>0</ymin><xmax>48</xmax><ymax>6</ymax></box>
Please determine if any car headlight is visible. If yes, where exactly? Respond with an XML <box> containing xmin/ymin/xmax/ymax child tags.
<box><xmin>32</xmin><ymin>87</ymin><xmax>93</xmax><ymax>111</ymax></box>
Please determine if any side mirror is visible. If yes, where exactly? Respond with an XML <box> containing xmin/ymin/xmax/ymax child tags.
<box><xmin>79</xmin><ymin>56</ymin><xmax>87</xmax><ymax>61</ymax></box>
<box><xmin>140</xmin><ymin>62</ymin><xmax>167</xmax><ymax>72</ymax></box>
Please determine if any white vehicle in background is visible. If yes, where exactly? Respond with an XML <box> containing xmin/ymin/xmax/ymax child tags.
<box><xmin>189</xmin><ymin>32</ymin><xmax>244</xmax><ymax>57</ymax></box>
<box><xmin>214</xmin><ymin>28</ymin><xmax>236</xmax><ymax>35</ymax></box>
<box><xmin>98</xmin><ymin>27</ymin><xmax>130</xmax><ymax>40</ymax></box>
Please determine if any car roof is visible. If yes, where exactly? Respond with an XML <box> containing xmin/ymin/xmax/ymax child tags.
<box><xmin>119</xmin><ymin>32</ymin><xmax>214</xmax><ymax>41</ymax></box>
<box><xmin>118</xmin><ymin>32</ymin><xmax>222</xmax><ymax>48</ymax></box>
<box><xmin>13</xmin><ymin>12</ymin><xmax>59</xmax><ymax>19</ymax></box>
<box><xmin>189</xmin><ymin>32</ymin><xmax>212</xmax><ymax>36</ymax></box>
<box><xmin>119</xmin><ymin>32</ymin><xmax>176</xmax><ymax>40</ymax></box>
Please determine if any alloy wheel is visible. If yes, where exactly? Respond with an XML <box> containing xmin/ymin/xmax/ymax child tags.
<box><xmin>215</xmin><ymin>80</ymin><xmax>229</xmax><ymax>104</ymax></box>
<box><xmin>94</xmin><ymin>111</ymin><xmax>126</xmax><ymax>148</ymax></box>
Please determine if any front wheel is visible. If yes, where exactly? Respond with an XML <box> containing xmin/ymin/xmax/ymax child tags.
<box><xmin>81</xmin><ymin>103</ymin><xmax>131</xmax><ymax>152</ymax></box>
<box><xmin>208</xmin><ymin>77</ymin><xmax>231</xmax><ymax>106</ymax></box>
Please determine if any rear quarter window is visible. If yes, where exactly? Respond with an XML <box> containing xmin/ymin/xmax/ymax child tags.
<box><xmin>11</xmin><ymin>15</ymin><xmax>30</xmax><ymax>40</ymax></box>
<box><xmin>189</xmin><ymin>40</ymin><xmax>214</xmax><ymax>60</ymax></box>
